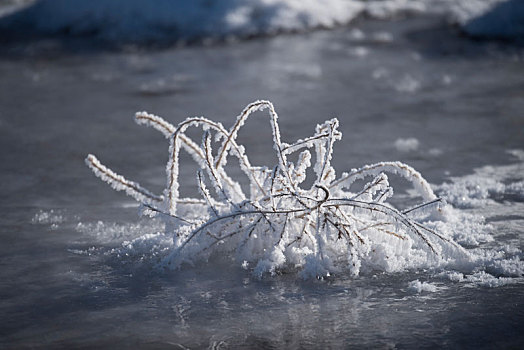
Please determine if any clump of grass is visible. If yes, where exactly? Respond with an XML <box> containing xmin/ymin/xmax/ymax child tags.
<box><xmin>86</xmin><ymin>100</ymin><xmax>461</xmax><ymax>278</ymax></box>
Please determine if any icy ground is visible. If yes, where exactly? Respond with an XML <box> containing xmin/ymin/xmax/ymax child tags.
<box><xmin>0</xmin><ymin>8</ymin><xmax>523</xmax><ymax>350</ymax></box>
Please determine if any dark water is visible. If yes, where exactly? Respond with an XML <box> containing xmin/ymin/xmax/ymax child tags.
<box><xmin>1</xmin><ymin>16</ymin><xmax>523</xmax><ymax>348</ymax></box>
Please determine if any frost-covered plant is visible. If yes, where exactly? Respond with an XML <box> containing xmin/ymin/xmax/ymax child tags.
<box><xmin>86</xmin><ymin>100</ymin><xmax>461</xmax><ymax>278</ymax></box>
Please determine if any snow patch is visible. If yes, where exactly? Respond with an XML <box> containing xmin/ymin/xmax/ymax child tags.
<box><xmin>435</xmin><ymin>155</ymin><xmax>524</xmax><ymax>208</ymax></box>
<box><xmin>408</xmin><ymin>279</ymin><xmax>437</xmax><ymax>293</ymax></box>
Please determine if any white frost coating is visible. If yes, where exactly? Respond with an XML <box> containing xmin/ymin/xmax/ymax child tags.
<box><xmin>85</xmin><ymin>154</ymin><xmax>163</xmax><ymax>205</ymax></box>
<box><xmin>313</xmin><ymin>119</ymin><xmax>341</xmax><ymax>187</ymax></box>
<box><xmin>408</xmin><ymin>279</ymin><xmax>437</xmax><ymax>293</ymax></box>
<box><xmin>167</xmin><ymin>133</ymin><xmax>182</xmax><ymax>215</ymax></box>
<box><xmin>464</xmin><ymin>272</ymin><xmax>521</xmax><ymax>287</ymax></box>
<box><xmin>439</xmin><ymin>270</ymin><xmax>522</xmax><ymax>288</ymax></box>
<box><xmin>86</xmin><ymin>102</ymin><xmax>523</xmax><ymax>281</ymax></box>
<box><xmin>164</xmin><ymin>116</ymin><xmax>249</xmax><ymax>215</ymax></box>
<box><xmin>197</xmin><ymin>170</ymin><xmax>219</xmax><ymax>219</ymax></box>
<box><xmin>135</xmin><ymin>111</ymin><xmax>175</xmax><ymax>138</ymax></box>
<box><xmin>136</xmin><ymin>111</ymin><xmax>210</xmax><ymax>171</ymax></box>
<box><xmin>331</xmin><ymin>161</ymin><xmax>437</xmax><ymax>201</ymax></box>
<box><xmin>292</xmin><ymin>150</ymin><xmax>312</xmax><ymax>186</ymax></box>
<box><xmin>215</xmin><ymin>100</ymin><xmax>277</xmax><ymax>170</ymax></box>
<box><xmin>86</xmin><ymin>101</ymin><xmax>462</xmax><ymax>278</ymax></box>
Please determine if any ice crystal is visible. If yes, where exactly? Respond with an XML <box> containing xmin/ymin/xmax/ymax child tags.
<box><xmin>86</xmin><ymin>100</ymin><xmax>465</xmax><ymax>278</ymax></box>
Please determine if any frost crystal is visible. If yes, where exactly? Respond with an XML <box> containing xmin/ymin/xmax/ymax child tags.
<box><xmin>86</xmin><ymin>100</ymin><xmax>466</xmax><ymax>278</ymax></box>
<box><xmin>408</xmin><ymin>279</ymin><xmax>437</xmax><ymax>293</ymax></box>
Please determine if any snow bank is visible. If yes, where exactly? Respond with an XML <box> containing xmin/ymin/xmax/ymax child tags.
<box><xmin>0</xmin><ymin>0</ymin><xmax>513</xmax><ymax>44</ymax></box>
<box><xmin>440</xmin><ymin>271</ymin><xmax>522</xmax><ymax>287</ymax></box>
<box><xmin>0</xmin><ymin>0</ymin><xmax>365</xmax><ymax>43</ymax></box>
